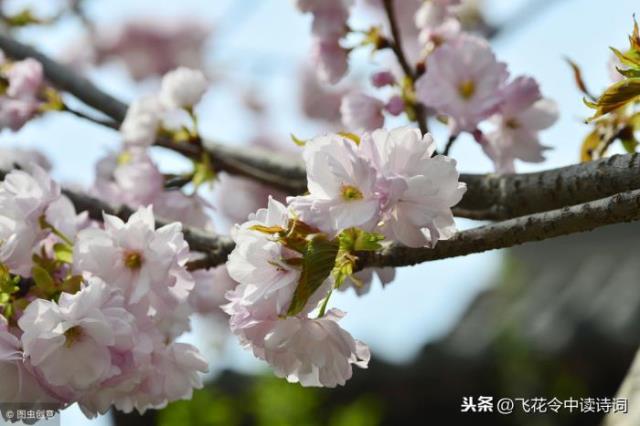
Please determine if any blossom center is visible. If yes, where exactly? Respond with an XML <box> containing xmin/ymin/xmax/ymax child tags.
<box><xmin>64</xmin><ymin>326</ymin><xmax>83</xmax><ymax>348</ymax></box>
<box><xmin>123</xmin><ymin>250</ymin><xmax>143</xmax><ymax>270</ymax></box>
<box><xmin>340</xmin><ymin>185</ymin><xmax>364</xmax><ymax>201</ymax></box>
<box><xmin>505</xmin><ymin>118</ymin><xmax>520</xmax><ymax>129</ymax></box>
<box><xmin>458</xmin><ymin>80</ymin><xmax>475</xmax><ymax>100</ymax></box>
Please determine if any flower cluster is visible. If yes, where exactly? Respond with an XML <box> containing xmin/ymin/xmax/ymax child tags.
<box><xmin>94</xmin><ymin>67</ymin><xmax>213</xmax><ymax>230</ymax></box>
<box><xmin>289</xmin><ymin>127</ymin><xmax>466</xmax><ymax>246</ymax></box>
<box><xmin>225</xmin><ymin>126</ymin><xmax>465</xmax><ymax>387</ymax></box>
<box><xmin>0</xmin><ymin>167</ymin><xmax>209</xmax><ymax>416</ymax></box>
<box><xmin>294</xmin><ymin>0</ymin><xmax>559</xmax><ymax>173</ymax></box>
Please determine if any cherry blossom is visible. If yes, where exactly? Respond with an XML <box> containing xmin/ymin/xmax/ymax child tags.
<box><xmin>0</xmin><ymin>316</ymin><xmax>56</xmax><ymax>403</ymax></box>
<box><xmin>120</xmin><ymin>96</ymin><xmax>163</xmax><ymax>148</ymax></box>
<box><xmin>73</xmin><ymin>206</ymin><xmax>193</xmax><ymax>307</ymax></box>
<box><xmin>263</xmin><ymin>310</ymin><xmax>370</xmax><ymax>387</ymax></box>
<box><xmin>19</xmin><ymin>278</ymin><xmax>136</xmax><ymax>390</ymax></box>
<box><xmin>227</xmin><ymin>197</ymin><xmax>301</xmax><ymax>314</ymax></box>
<box><xmin>483</xmin><ymin>76</ymin><xmax>559</xmax><ymax>173</ymax></box>
<box><xmin>0</xmin><ymin>166</ymin><xmax>61</xmax><ymax>275</ymax></box>
<box><xmin>92</xmin><ymin>150</ymin><xmax>163</xmax><ymax>208</ymax></box>
<box><xmin>416</xmin><ymin>34</ymin><xmax>508</xmax><ymax>134</ymax></box>
<box><xmin>90</xmin><ymin>19</ymin><xmax>211</xmax><ymax>81</ymax></box>
<box><xmin>341</xmin><ymin>92</ymin><xmax>385</xmax><ymax>131</ymax></box>
<box><xmin>361</xmin><ymin>127</ymin><xmax>467</xmax><ymax>247</ymax></box>
<box><xmin>159</xmin><ymin>67</ymin><xmax>208</xmax><ymax>110</ymax></box>
<box><xmin>189</xmin><ymin>265</ymin><xmax>238</xmax><ymax>316</ymax></box>
<box><xmin>311</xmin><ymin>38</ymin><xmax>349</xmax><ymax>85</ymax></box>
<box><xmin>0</xmin><ymin>58</ymin><xmax>45</xmax><ymax>131</ymax></box>
<box><xmin>288</xmin><ymin>135</ymin><xmax>380</xmax><ymax>234</ymax></box>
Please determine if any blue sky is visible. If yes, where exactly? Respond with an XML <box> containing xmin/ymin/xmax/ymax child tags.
<box><xmin>0</xmin><ymin>0</ymin><xmax>637</xmax><ymax>424</ymax></box>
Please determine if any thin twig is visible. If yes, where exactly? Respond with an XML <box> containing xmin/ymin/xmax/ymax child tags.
<box><xmin>381</xmin><ymin>0</ymin><xmax>429</xmax><ymax>136</ymax></box>
<box><xmin>62</xmin><ymin>104</ymin><xmax>119</xmax><ymax>130</ymax></box>
<box><xmin>443</xmin><ymin>134</ymin><xmax>458</xmax><ymax>156</ymax></box>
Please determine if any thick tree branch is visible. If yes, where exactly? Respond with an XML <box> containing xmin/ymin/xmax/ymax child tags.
<box><xmin>357</xmin><ymin>189</ymin><xmax>640</xmax><ymax>268</ymax></box>
<box><xmin>458</xmin><ymin>153</ymin><xmax>640</xmax><ymax>220</ymax></box>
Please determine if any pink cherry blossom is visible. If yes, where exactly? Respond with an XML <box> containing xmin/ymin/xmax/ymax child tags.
<box><xmin>0</xmin><ymin>58</ymin><xmax>45</xmax><ymax>131</ymax></box>
<box><xmin>92</xmin><ymin>19</ymin><xmax>211</xmax><ymax>81</ymax></box>
<box><xmin>340</xmin><ymin>92</ymin><xmax>385</xmax><ymax>131</ymax></box>
<box><xmin>0</xmin><ymin>316</ymin><xmax>56</xmax><ymax>403</ymax></box>
<box><xmin>73</xmin><ymin>206</ymin><xmax>193</xmax><ymax>307</ymax></box>
<box><xmin>299</xmin><ymin>68</ymin><xmax>344</xmax><ymax>123</ymax></box>
<box><xmin>288</xmin><ymin>135</ymin><xmax>380</xmax><ymax>234</ymax></box>
<box><xmin>385</xmin><ymin>96</ymin><xmax>405</xmax><ymax>116</ymax></box>
<box><xmin>416</xmin><ymin>34</ymin><xmax>508</xmax><ymax>134</ymax></box>
<box><xmin>0</xmin><ymin>166</ymin><xmax>60</xmax><ymax>275</ymax></box>
<box><xmin>92</xmin><ymin>150</ymin><xmax>163</xmax><ymax>208</ymax></box>
<box><xmin>371</xmin><ymin>71</ymin><xmax>396</xmax><ymax>88</ymax></box>
<box><xmin>0</xmin><ymin>147</ymin><xmax>51</xmax><ymax>171</ymax></box>
<box><xmin>483</xmin><ymin>77</ymin><xmax>558</xmax><ymax>172</ymax></box>
<box><xmin>159</xmin><ymin>67</ymin><xmax>208</xmax><ymax>109</ymax></box>
<box><xmin>120</xmin><ymin>96</ymin><xmax>163</xmax><ymax>147</ymax></box>
<box><xmin>311</xmin><ymin>38</ymin><xmax>349</xmax><ymax>85</ymax></box>
<box><xmin>227</xmin><ymin>197</ymin><xmax>301</xmax><ymax>315</ymax></box>
<box><xmin>6</xmin><ymin>58</ymin><xmax>44</xmax><ymax>99</ymax></box>
<box><xmin>295</xmin><ymin>0</ymin><xmax>353</xmax><ymax>38</ymax></box>
<box><xmin>216</xmin><ymin>172</ymin><xmax>287</xmax><ymax>225</ymax></box>
<box><xmin>153</xmin><ymin>191</ymin><xmax>214</xmax><ymax>231</ymax></box>
<box><xmin>360</xmin><ymin>127</ymin><xmax>466</xmax><ymax>247</ymax></box>
<box><xmin>19</xmin><ymin>278</ymin><xmax>136</xmax><ymax>391</ymax></box>
<box><xmin>189</xmin><ymin>265</ymin><xmax>238</xmax><ymax>316</ymax></box>
<box><xmin>263</xmin><ymin>309</ymin><xmax>370</xmax><ymax>387</ymax></box>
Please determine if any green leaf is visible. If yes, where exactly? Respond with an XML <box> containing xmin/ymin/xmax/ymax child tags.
<box><xmin>616</xmin><ymin>67</ymin><xmax>640</xmax><ymax>79</ymax></box>
<box><xmin>53</xmin><ymin>243</ymin><xmax>73</xmax><ymax>264</ymax></box>
<box><xmin>587</xmin><ymin>78</ymin><xmax>640</xmax><ymax>119</ymax></box>
<box><xmin>610</xmin><ymin>47</ymin><xmax>640</xmax><ymax>69</ymax></box>
<box><xmin>286</xmin><ymin>235</ymin><xmax>339</xmax><ymax>316</ymax></box>
<box><xmin>338</xmin><ymin>228</ymin><xmax>384</xmax><ymax>252</ymax></box>
<box><xmin>32</xmin><ymin>265</ymin><xmax>55</xmax><ymax>294</ymax></box>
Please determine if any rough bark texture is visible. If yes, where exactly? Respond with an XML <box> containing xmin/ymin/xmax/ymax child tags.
<box><xmin>457</xmin><ymin>153</ymin><xmax>640</xmax><ymax>220</ymax></box>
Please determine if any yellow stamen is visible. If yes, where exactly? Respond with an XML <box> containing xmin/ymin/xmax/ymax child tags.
<box><xmin>458</xmin><ymin>80</ymin><xmax>475</xmax><ymax>100</ymax></box>
<box><xmin>64</xmin><ymin>326</ymin><xmax>83</xmax><ymax>348</ymax></box>
<box><xmin>341</xmin><ymin>185</ymin><xmax>364</xmax><ymax>201</ymax></box>
<box><xmin>123</xmin><ymin>251</ymin><xmax>143</xmax><ymax>270</ymax></box>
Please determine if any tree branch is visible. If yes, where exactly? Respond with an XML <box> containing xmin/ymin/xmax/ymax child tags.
<box><xmin>0</xmin><ymin>169</ymin><xmax>234</xmax><ymax>269</ymax></box>
<box><xmin>457</xmin><ymin>153</ymin><xmax>640</xmax><ymax>220</ymax></box>
<box><xmin>381</xmin><ymin>0</ymin><xmax>428</xmax><ymax>136</ymax></box>
<box><xmin>357</xmin><ymin>189</ymin><xmax>640</xmax><ymax>268</ymax></box>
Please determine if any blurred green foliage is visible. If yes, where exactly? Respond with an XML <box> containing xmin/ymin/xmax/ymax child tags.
<box><xmin>158</xmin><ymin>375</ymin><xmax>383</xmax><ymax>426</ymax></box>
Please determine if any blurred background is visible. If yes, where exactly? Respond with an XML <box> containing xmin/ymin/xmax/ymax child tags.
<box><xmin>1</xmin><ymin>0</ymin><xmax>639</xmax><ymax>425</ymax></box>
